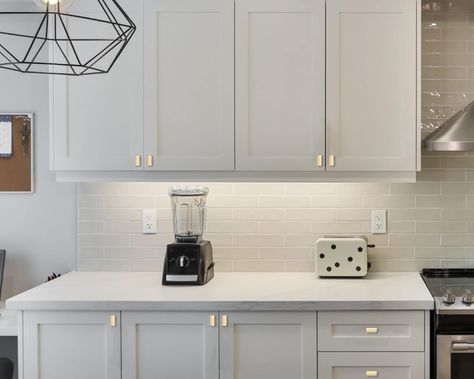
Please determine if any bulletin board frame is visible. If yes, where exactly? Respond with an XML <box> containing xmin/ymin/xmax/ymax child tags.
<box><xmin>0</xmin><ymin>113</ymin><xmax>34</xmax><ymax>194</ymax></box>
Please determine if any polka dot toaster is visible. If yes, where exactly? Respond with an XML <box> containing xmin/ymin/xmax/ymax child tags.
<box><xmin>315</xmin><ymin>236</ymin><xmax>373</xmax><ymax>278</ymax></box>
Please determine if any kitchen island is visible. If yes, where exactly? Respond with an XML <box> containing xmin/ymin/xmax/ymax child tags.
<box><xmin>7</xmin><ymin>272</ymin><xmax>433</xmax><ymax>379</ymax></box>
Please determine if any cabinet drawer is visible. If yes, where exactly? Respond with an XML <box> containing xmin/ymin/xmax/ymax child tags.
<box><xmin>318</xmin><ymin>352</ymin><xmax>424</xmax><ymax>379</ymax></box>
<box><xmin>318</xmin><ymin>311</ymin><xmax>424</xmax><ymax>351</ymax></box>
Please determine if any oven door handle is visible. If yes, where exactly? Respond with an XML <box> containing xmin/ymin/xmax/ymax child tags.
<box><xmin>453</xmin><ymin>342</ymin><xmax>474</xmax><ymax>351</ymax></box>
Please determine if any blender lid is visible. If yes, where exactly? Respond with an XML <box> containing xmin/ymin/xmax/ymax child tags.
<box><xmin>169</xmin><ymin>186</ymin><xmax>209</xmax><ymax>197</ymax></box>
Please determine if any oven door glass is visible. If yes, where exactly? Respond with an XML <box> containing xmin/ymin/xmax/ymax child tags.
<box><xmin>438</xmin><ymin>335</ymin><xmax>474</xmax><ymax>379</ymax></box>
<box><xmin>452</xmin><ymin>353</ymin><xmax>474</xmax><ymax>378</ymax></box>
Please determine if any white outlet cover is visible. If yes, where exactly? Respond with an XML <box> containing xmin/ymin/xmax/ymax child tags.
<box><xmin>371</xmin><ymin>209</ymin><xmax>387</xmax><ymax>234</ymax></box>
<box><xmin>143</xmin><ymin>209</ymin><xmax>157</xmax><ymax>234</ymax></box>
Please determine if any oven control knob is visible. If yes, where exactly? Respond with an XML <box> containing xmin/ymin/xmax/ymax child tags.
<box><xmin>176</xmin><ymin>256</ymin><xmax>190</xmax><ymax>269</ymax></box>
<box><xmin>463</xmin><ymin>290</ymin><xmax>473</xmax><ymax>305</ymax></box>
<box><xmin>443</xmin><ymin>289</ymin><xmax>456</xmax><ymax>305</ymax></box>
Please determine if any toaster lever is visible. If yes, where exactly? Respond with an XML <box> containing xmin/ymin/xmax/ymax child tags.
<box><xmin>367</xmin><ymin>244</ymin><xmax>375</xmax><ymax>248</ymax></box>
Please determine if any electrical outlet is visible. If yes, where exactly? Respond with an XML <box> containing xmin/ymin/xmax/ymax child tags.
<box><xmin>143</xmin><ymin>209</ymin><xmax>157</xmax><ymax>234</ymax></box>
<box><xmin>371</xmin><ymin>209</ymin><xmax>387</xmax><ymax>234</ymax></box>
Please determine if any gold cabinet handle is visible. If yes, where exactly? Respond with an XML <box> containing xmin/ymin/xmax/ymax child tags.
<box><xmin>328</xmin><ymin>155</ymin><xmax>335</xmax><ymax>167</ymax></box>
<box><xmin>146</xmin><ymin>154</ymin><xmax>153</xmax><ymax>168</ymax></box>
<box><xmin>135</xmin><ymin>154</ymin><xmax>142</xmax><ymax>168</ymax></box>
<box><xmin>109</xmin><ymin>314</ymin><xmax>117</xmax><ymax>327</ymax></box>
<box><xmin>221</xmin><ymin>314</ymin><xmax>228</xmax><ymax>327</ymax></box>
<box><xmin>366</xmin><ymin>327</ymin><xmax>378</xmax><ymax>334</ymax></box>
<box><xmin>366</xmin><ymin>371</ymin><xmax>378</xmax><ymax>377</ymax></box>
<box><xmin>209</xmin><ymin>314</ymin><xmax>216</xmax><ymax>327</ymax></box>
<box><xmin>316</xmin><ymin>155</ymin><xmax>323</xmax><ymax>167</ymax></box>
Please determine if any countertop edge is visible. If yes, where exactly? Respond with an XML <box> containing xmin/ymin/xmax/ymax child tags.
<box><xmin>6</xmin><ymin>300</ymin><xmax>434</xmax><ymax>312</ymax></box>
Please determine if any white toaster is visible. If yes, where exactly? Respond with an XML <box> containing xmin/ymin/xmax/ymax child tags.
<box><xmin>315</xmin><ymin>236</ymin><xmax>370</xmax><ymax>278</ymax></box>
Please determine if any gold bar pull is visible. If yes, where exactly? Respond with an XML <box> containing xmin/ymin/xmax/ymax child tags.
<box><xmin>109</xmin><ymin>315</ymin><xmax>117</xmax><ymax>327</ymax></box>
<box><xmin>316</xmin><ymin>155</ymin><xmax>323</xmax><ymax>167</ymax></box>
<box><xmin>146</xmin><ymin>154</ymin><xmax>153</xmax><ymax>168</ymax></box>
<box><xmin>210</xmin><ymin>314</ymin><xmax>216</xmax><ymax>327</ymax></box>
<box><xmin>135</xmin><ymin>154</ymin><xmax>142</xmax><ymax>168</ymax></box>
<box><xmin>328</xmin><ymin>155</ymin><xmax>335</xmax><ymax>167</ymax></box>
<box><xmin>366</xmin><ymin>327</ymin><xmax>378</xmax><ymax>334</ymax></box>
<box><xmin>221</xmin><ymin>314</ymin><xmax>228</xmax><ymax>327</ymax></box>
<box><xmin>366</xmin><ymin>371</ymin><xmax>378</xmax><ymax>377</ymax></box>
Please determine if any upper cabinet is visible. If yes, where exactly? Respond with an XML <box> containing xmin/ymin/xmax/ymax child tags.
<box><xmin>50</xmin><ymin>0</ymin><xmax>420</xmax><ymax>180</ymax></box>
<box><xmin>50</xmin><ymin>0</ymin><xmax>144</xmax><ymax>171</ymax></box>
<box><xmin>326</xmin><ymin>0</ymin><xmax>418</xmax><ymax>172</ymax></box>
<box><xmin>143</xmin><ymin>0</ymin><xmax>234</xmax><ymax>171</ymax></box>
<box><xmin>235</xmin><ymin>0</ymin><xmax>325</xmax><ymax>171</ymax></box>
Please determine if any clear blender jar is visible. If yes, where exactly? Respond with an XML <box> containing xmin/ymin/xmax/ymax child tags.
<box><xmin>169</xmin><ymin>186</ymin><xmax>209</xmax><ymax>243</ymax></box>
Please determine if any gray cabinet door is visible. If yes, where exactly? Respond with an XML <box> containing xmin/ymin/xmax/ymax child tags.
<box><xmin>143</xmin><ymin>0</ymin><xmax>234</xmax><ymax>171</ymax></box>
<box><xmin>220</xmin><ymin>311</ymin><xmax>317</xmax><ymax>379</ymax></box>
<box><xmin>23</xmin><ymin>311</ymin><xmax>121</xmax><ymax>379</ymax></box>
<box><xmin>122</xmin><ymin>311</ymin><xmax>219</xmax><ymax>379</ymax></box>
<box><xmin>326</xmin><ymin>0</ymin><xmax>417</xmax><ymax>171</ymax></box>
<box><xmin>318</xmin><ymin>352</ymin><xmax>425</xmax><ymax>379</ymax></box>
<box><xmin>50</xmin><ymin>0</ymin><xmax>144</xmax><ymax>171</ymax></box>
<box><xmin>235</xmin><ymin>0</ymin><xmax>325</xmax><ymax>171</ymax></box>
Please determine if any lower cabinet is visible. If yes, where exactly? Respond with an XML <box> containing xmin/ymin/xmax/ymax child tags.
<box><xmin>318</xmin><ymin>352</ymin><xmax>425</xmax><ymax>379</ymax></box>
<box><xmin>121</xmin><ymin>311</ymin><xmax>316</xmax><ymax>379</ymax></box>
<box><xmin>22</xmin><ymin>311</ymin><xmax>121</xmax><ymax>379</ymax></box>
<box><xmin>121</xmin><ymin>311</ymin><xmax>219</xmax><ymax>379</ymax></box>
<box><xmin>19</xmin><ymin>310</ymin><xmax>427</xmax><ymax>379</ymax></box>
<box><xmin>220</xmin><ymin>311</ymin><xmax>317</xmax><ymax>379</ymax></box>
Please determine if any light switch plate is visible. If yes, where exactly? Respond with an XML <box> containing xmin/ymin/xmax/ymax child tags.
<box><xmin>371</xmin><ymin>209</ymin><xmax>386</xmax><ymax>234</ymax></box>
<box><xmin>143</xmin><ymin>209</ymin><xmax>157</xmax><ymax>234</ymax></box>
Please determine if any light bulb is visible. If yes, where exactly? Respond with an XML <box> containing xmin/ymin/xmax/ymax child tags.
<box><xmin>31</xmin><ymin>0</ymin><xmax>75</xmax><ymax>11</ymax></box>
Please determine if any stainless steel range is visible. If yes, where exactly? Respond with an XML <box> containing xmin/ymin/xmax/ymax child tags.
<box><xmin>421</xmin><ymin>269</ymin><xmax>474</xmax><ymax>379</ymax></box>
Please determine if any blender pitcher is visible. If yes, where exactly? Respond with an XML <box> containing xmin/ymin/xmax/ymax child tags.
<box><xmin>169</xmin><ymin>186</ymin><xmax>209</xmax><ymax>243</ymax></box>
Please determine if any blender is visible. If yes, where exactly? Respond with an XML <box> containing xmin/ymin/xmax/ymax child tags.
<box><xmin>162</xmin><ymin>186</ymin><xmax>215</xmax><ymax>285</ymax></box>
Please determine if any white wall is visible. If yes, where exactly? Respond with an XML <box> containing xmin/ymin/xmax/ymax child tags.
<box><xmin>0</xmin><ymin>70</ymin><xmax>77</xmax><ymax>299</ymax></box>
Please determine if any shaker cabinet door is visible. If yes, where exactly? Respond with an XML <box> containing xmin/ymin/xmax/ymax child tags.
<box><xmin>50</xmin><ymin>0</ymin><xmax>144</xmax><ymax>171</ymax></box>
<box><xmin>326</xmin><ymin>0</ymin><xmax>417</xmax><ymax>172</ymax></box>
<box><xmin>122</xmin><ymin>311</ymin><xmax>219</xmax><ymax>379</ymax></box>
<box><xmin>219</xmin><ymin>311</ymin><xmax>317</xmax><ymax>379</ymax></box>
<box><xmin>143</xmin><ymin>0</ymin><xmax>234</xmax><ymax>171</ymax></box>
<box><xmin>23</xmin><ymin>311</ymin><xmax>121</xmax><ymax>379</ymax></box>
<box><xmin>235</xmin><ymin>0</ymin><xmax>325</xmax><ymax>171</ymax></box>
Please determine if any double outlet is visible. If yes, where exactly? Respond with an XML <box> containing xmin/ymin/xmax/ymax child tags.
<box><xmin>143</xmin><ymin>210</ymin><xmax>157</xmax><ymax>234</ymax></box>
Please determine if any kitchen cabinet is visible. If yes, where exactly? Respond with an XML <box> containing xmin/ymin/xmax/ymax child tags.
<box><xmin>121</xmin><ymin>311</ymin><xmax>316</xmax><ymax>379</ymax></box>
<box><xmin>143</xmin><ymin>0</ymin><xmax>235</xmax><ymax>171</ymax></box>
<box><xmin>219</xmin><ymin>311</ymin><xmax>317</xmax><ymax>379</ymax></box>
<box><xmin>235</xmin><ymin>0</ymin><xmax>325</xmax><ymax>171</ymax></box>
<box><xmin>50</xmin><ymin>0</ymin><xmax>420</xmax><ymax>179</ymax></box>
<box><xmin>121</xmin><ymin>311</ymin><xmax>219</xmax><ymax>379</ymax></box>
<box><xmin>326</xmin><ymin>0</ymin><xmax>418</xmax><ymax>172</ymax></box>
<box><xmin>22</xmin><ymin>311</ymin><xmax>120</xmax><ymax>379</ymax></box>
<box><xmin>50</xmin><ymin>0</ymin><xmax>144</xmax><ymax>171</ymax></box>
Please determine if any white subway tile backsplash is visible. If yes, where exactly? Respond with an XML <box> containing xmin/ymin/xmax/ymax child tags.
<box><xmin>77</xmin><ymin>4</ymin><xmax>474</xmax><ymax>273</ymax></box>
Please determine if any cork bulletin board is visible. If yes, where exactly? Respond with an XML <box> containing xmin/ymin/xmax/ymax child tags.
<box><xmin>0</xmin><ymin>114</ymin><xmax>34</xmax><ymax>193</ymax></box>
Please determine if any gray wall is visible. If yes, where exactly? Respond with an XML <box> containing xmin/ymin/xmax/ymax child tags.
<box><xmin>0</xmin><ymin>70</ymin><xmax>77</xmax><ymax>299</ymax></box>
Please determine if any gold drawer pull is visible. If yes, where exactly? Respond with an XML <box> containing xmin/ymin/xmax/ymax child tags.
<box><xmin>135</xmin><ymin>154</ymin><xmax>142</xmax><ymax>167</ymax></box>
<box><xmin>209</xmin><ymin>314</ymin><xmax>216</xmax><ymax>327</ymax></box>
<box><xmin>366</xmin><ymin>371</ymin><xmax>378</xmax><ymax>377</ymax></box>
<box><xmin>366</xmin><ymin>327</ymin><xmax>378</xmax><ymax>334</ymax></box>
<box><xmin>221</xmin><ymin>314</ymin><xmax>228</xmax><ymax>327</ymax></box>
<box><xmin>316</xmin><ymin>155</ymin><xmax>323</xmax><ymax>167</ymax></box>
<box><xmin>109</xmin><ymin>315</ymin><xmax>117</xmax><ymax>327</ymax></box>
<box><xmin>328</xmin><ymin>155</ymin><xmax>335</xmax><ymax>167</ymax></box>
<box><xmin>146</xmin><ymin>154</ymin><xmax>153</xmax><ymax>167</ymax></box>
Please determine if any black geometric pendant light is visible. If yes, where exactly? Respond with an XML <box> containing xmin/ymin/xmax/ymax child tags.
<box><xmin>0</xmin><ymin>0</ymin><xmax>136</xmax><ymax>76</ymax></box>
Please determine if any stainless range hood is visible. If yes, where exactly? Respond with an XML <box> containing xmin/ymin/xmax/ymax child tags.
<box><xmin>423</xmin><ymin>101</ymin><xmax>474</xmax><ymax>152</ymax></box>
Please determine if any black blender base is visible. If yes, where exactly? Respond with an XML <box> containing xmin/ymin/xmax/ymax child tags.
<box><xmin>162</xmin><ymin>241</ymin><xmax>214</xmax><ymax>286</ymax></box>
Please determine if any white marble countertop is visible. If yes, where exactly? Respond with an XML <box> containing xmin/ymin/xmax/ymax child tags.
<box><xmin>6</xmin><ymin>272</ymin><xmax>434</xmax><ymax>311</ymax></box>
